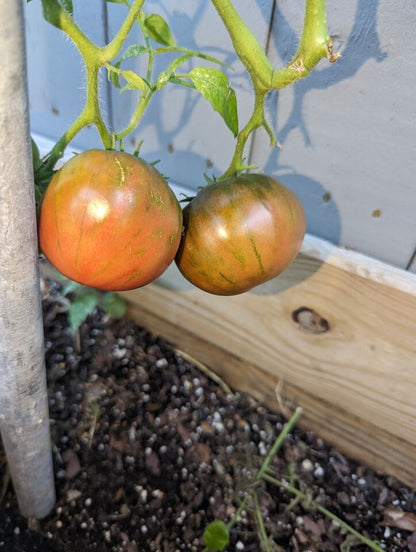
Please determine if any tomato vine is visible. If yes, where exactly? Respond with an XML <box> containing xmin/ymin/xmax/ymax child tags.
<box><xmin>31</xmin><ymin>0</ymin><xmax>339</xmax><ymax>189</ymax></box>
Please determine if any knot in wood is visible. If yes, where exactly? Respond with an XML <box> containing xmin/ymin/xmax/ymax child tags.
<box><xmin>291</xmin><ymin>306</ymin><xmax>330</xmax><ymax>334</ymax></box>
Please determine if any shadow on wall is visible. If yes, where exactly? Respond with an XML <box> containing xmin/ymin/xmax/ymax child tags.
<box><xmin>260</xmin><ymin>0</ymin><xmax>387</xmax><ymax>247</ymax></box>
<box><xmin>127</xmin><ymin>1</ymin><xmax>244</xmax><ymax>189</ymax></box>
<box><xmin>155</xmin><ymin>0</ymin><xmax>386</xmax><ymax>296</ymax></box>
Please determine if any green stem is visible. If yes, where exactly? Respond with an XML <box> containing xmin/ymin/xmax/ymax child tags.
<box><xmin>227</xmin><ymin>409</ymin><xmax>302</xmax><ymax>531</ymax></box>
<box><xmin>253</xmin><ymin>492</ymin><xmax>271</xmax><ymax>552</ymax></box>
<box><xmin>219</xmin><ymin>91</ymin><xmax>265</xmax><ymax>179</ymax></box>
<box><xmin>84</xmin><ymin>60</ymin><xmax>112</xmax><ymax>147</ymax></box>
<box><xmin>257</xmin><ymin>407</ymin><xmax>303</xmax><ymax>480</ymax></box>
<box><xmin>115</xmin><ymin>89</ymin><xmax>154</xmax><ymax>141</ymax></box>
<box><xmin>211</xmin><ymin>0</ymin><xmax>334</xmax><ymax>178</ymax></box>
<box><xmin>44</xmin><ymin>1</ymin><xmax>96</xmax><ymax>54</ymax></box>
<box><xmin>100</xmin><ymin>0</ymin><xmax>145</xmax><ymax>63</ymax></box>
<box><xmin>201</xmin><ymin>408</ymin><xmax>302</xmax><ymax>551</ymax></box>
<box><xmin>41</xmin><ymin>1</ymin><xmax>145</xmax><ymax>171</ymax></box>
<box><xmin>210</xmin><ymin>0</ymin><xmax>274</xmax><ymax>91</ymax></box>
<box><xmin>262</xmin><ymin>474</ymin><xmax>384</xmax><ymax>552</ymax></box>
<box><xmin>44</xmin><ymin>58</ymin><xmax>112</xmax><ymax>172</ymax></box>
<box><xmin>271</xmin><ymin>0</ymin><xmax>330</xmax><ymax>89</ymax></box>
<box><xmin>114</xmin><ymin>20</ymin><xmax>155</xmax><ymax>142</ymax></box>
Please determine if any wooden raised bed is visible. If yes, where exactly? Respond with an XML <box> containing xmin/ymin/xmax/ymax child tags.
<box><xmin>121</xmin><ymin>233</ymin><xmax>416</xmax><ymax>489</ymax></box>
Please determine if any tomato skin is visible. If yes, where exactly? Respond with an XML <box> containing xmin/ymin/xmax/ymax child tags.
<box><xmin>39</xmin><ymin>149</ymin><xmax>183</xmax><ymax>291</ymax></box>
<box><xmin>175</xmin><ymin>174</ymin><xmax>306</xmax><ymax>295</ymax></box>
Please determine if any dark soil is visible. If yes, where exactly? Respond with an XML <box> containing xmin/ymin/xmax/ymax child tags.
<box><xmin>0</xmin><ymin>279</ymin><xmax>415</xmax><ymax>552</ymax></box>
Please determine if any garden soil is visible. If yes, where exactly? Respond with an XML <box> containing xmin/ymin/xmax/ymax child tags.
<box><xmin>0</xmin><ymin>279</ymin><xmax>415</xmax><ymax>552</ymax></box>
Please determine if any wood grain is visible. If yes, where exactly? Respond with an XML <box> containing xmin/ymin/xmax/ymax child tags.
<box><xmin>121</xmin><ymin>237</ymin><xmax>416</xmax><ymax>488</ymax></box>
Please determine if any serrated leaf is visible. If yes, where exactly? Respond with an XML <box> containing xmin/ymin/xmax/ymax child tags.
<box><xmin>189</xmin><ymin>67</ymin><xmax>238</xmax><ymax>137</ymax></box>
<box><xmin>101</xmin><ymin>293</ymin><xmax>126</xmax><ymax>319</ymax></box>
<box><xmin>203</xmin><ymin>521</ymin><xmax>230</xmax><ymax>551</ymax></box>
<box><xmin>144</xmin><ymin>13</ymin><xmax>175</xmax><ymax>47</ymax></box>
<box><xmin>68</xmin><ymin>293</ymin><xmax>99</xmax><ymax>331</ymax></box>
<box><xmin>41</xmin><ymin>0</ymin><xmax>72</xmax><ymax>28</ymax></box>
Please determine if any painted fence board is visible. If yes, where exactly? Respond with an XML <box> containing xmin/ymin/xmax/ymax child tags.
<box><xmin>24</xmin><ymin>0</ymin><xmax>110</xmax><ymax>151</ymax></box>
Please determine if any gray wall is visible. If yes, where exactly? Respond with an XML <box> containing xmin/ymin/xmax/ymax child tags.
<box><xmin>24</xmin><ymin>1</ymin><xmax>416</xmax><ymax>271</ymax></box>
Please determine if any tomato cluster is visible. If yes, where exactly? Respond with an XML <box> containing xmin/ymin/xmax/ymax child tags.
<box><xmin>39</xmin><ymin>150</ymin><xmax>305</xmax><ymax>295</ymax></box>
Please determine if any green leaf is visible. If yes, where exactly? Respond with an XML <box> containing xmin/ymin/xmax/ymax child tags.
<box><xmin>143</xmin><ymin>13</ymin><xmax>175</xmax><ymax>46</ymax></box>
<box><xmin>155</xmin><ymin>71</ymin><xmax>171</xmax><ymax>91</ymax></box>
<box><xmin>155</xmin><ymin>55</ymin><xmax>193</xmax><ymax>91</ymax></box>
<box><xmin>189</xmin><ymin>67</ymin><xmax>238</xmax><ymax>137</ymax></box>
<box><xmin>120</xmin><ymin>70</ymin><xmax>148</xmax><ymax>91</ymax></box>
<box><xmin>110</xmin><ymin>45</ymin><xmax>149</xmax><ymax>88</ymax></box>
<box><xmin>106</xmin><ymin>65</ymin><xmax>149</xmax><ymax>92</ymax></box>
<box><xmin>31</xmin><ymin>138</ymin><xmax>41</xmax><ymax>171</ymax></box>
<box><xmin>68</xmin><ymin>293</ymin><xmax>99</xmax><ymax>331</ymax></box>
<box><xmin>41</xmin><ymin>0</ymin><xmax>72</xmax><ymax>28</ymax></box>
<box><xmin>168</xmin><ymin>77</ymin><xmax>196</xmax><ymax>90</ymax></box>
<box><xmin>118</xmin><ymin>44</ymin><xmax>149</xmax><ymax>65</ymax></box>
<box><xmin>168</xmin><ymin>54</ymin><xmax>193</xmax><ymax>74</ymax></box>
<box><xmin>62</xmin><ymin>280</ymin><xmax>84</xmax><ymax>296</ymax></box>
<box><xmin>203</xmin><ymin>521</ymin><xmax>230</xmax><ymax>551</ymax></box>
<box><xmin>60</xmin><ymin>0</ymin><xmax>72</xmax><ymax>13</ymax></box>
<box><xmin>101</xmin><ymin>292</ymin><xmax>126</xmax><ymax>319</ymax></box>
<box><xmin>154</xmin><ymin>46</ymin><xmax>229</xmax><ymax>69</ymax></box>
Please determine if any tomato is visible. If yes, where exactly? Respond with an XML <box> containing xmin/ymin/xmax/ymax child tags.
<box><xmin>175</xmin><ymin>174</ymin><xmax>306</xmax><ymax>295</ymax></box>
<box><xmin>39</xmin><ymin>149</ymin><xmax>183</xmax><ymax>291</ymax></box>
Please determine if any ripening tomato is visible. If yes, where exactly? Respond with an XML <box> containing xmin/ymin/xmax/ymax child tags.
<box><xmin>175</xmin><ymin>174</ymin><xmax>306</xmax><ymax>295</ymax></box>
<box><xmin>39</xmin><ymin>149</ymin><xmax>183</xmax><ymax>291</ymax></box>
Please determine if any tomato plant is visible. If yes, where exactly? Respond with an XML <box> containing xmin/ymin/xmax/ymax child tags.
<box><xmin>175</xmin><ymin>174</ymin><xmax>306</xmax><ymax>295</ymax></box>
<box><xmin>39</xmin><ymin>149</ymin><xmax>183</xmax><ymax>291</ymax></box>
<box><xmin>31</xmin><ymin>0</ymin><xmax>336</xmax><ymax>301</ymax></box>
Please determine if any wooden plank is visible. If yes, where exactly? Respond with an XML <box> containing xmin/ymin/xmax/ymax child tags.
<box><xmin>120</xmin><ymin>235</ymin><xmax>416</xmax><ymax>488</ymax></box>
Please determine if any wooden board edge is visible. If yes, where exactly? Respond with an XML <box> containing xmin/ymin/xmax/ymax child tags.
<box><xmin>301</xmin><ymin>234</ymin><xmax>416</xmax><ymax>296</ymax></box>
